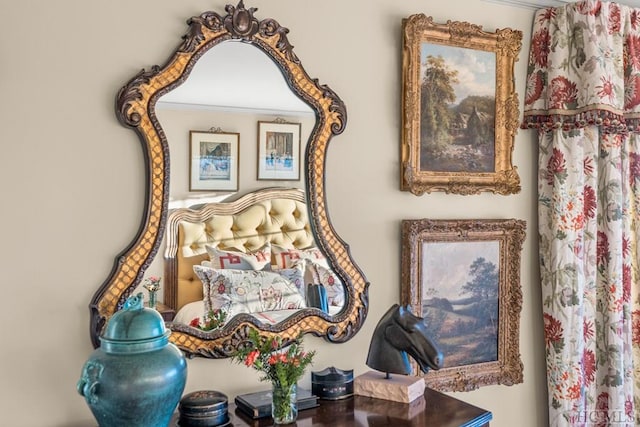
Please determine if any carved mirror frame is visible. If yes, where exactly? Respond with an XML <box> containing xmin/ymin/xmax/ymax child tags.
<box><xmin>89</xmin><ymin>1</ymin><xmax>369</xmax><ymax>357</ymax></box>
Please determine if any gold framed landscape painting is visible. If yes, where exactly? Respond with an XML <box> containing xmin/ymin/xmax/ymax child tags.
<box><xmin>400</xmin><ymin>15</ymin><xmax>522</xmax><ymax>195</ymax></box>
<box><xmin>401</xmin><ymin>218</ymin><xmax>526</xmax><ymax>391</ymax></box>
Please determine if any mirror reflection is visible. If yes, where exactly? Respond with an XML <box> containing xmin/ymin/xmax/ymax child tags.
<box><xmin>148</xmin><ymin>41</ymin><xmax>345</xmax><ymax>332</ymax></box>
<box><xmin>97</xmin><ymin>1</ymin><xmax>369</xmax><ymax>357</ymax></box>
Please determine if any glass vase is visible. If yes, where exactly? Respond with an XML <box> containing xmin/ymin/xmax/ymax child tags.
<box><xmin>148</xmin><ymin>291</ymin><xmax>157</xmax><ymax>309</ymax></box>
<box><xmin>271</xmin><ymin>383</ymin><xmax>297</xmax><ymax>425</ymax></box>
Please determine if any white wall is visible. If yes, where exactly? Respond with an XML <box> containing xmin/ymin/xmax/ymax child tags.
<box><xmin>0</xmin><ymin>1</ymin><xmax>546</xmax><ymax>426</ymax></box>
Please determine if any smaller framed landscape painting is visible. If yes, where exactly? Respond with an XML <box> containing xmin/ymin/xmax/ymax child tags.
<box><xmin>257</xmin><ymin>120</ymin><xmax>301</xmax><ymax>181</ymax></box>
<box><xmin>189</xmin><ymin>130</ymin><xmax>239</xmax><ymax>192</ymax></box>
<box><xmin>400</xmin><ymin>15</ymin><xmax>522</xmax><ymax>195</ymax></box>
<box><xmin>401</xmin><ymin>218</ymin><xmax>526</xmax><ymax>392</ymax></box>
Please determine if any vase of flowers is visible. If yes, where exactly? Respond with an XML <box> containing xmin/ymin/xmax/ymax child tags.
<box><xmin>190</xmin><ymin>309</ymin><xmax>227</xmax><ymax>331</ymax></box>
<box><xmin>232</xmin><ymin>329</ymin><xmax>315</xmax><ymax>425</ymax></box>
<box><xmin>143</xmin><ymin>276</ymin><xmax>161</xmax><ymax>309</ymax></box>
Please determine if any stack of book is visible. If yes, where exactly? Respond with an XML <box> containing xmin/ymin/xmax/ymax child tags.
<box><xmin>234</xmin><ymin>388</ymin><xmax>318</xmax><ymax>419</ymax></box>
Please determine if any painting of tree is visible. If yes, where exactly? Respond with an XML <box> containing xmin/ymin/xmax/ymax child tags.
<box><xmin>421</xmin><ymin>241</ymin><xmax>499</xmax><ymax>368</ymax></box>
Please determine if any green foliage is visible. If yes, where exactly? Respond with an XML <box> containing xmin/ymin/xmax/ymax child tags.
<box><xmin>231</xmin><ymin>329</ymin><xmax>316</xmax><ymax>389</ymax></box>
<box><xmin>420</xmin><ymin>55</ymin><xmax>458</xmax><ymax>154</ymax></box>
<box><xmin>461</xmin><ymin>257</ymin><xmax>498</xmax><ymax>300</ymax></box>
<box><xmin>189</xmin><ymin>309</ymin><xmax>227</xmax><ymax>331</ymax></box>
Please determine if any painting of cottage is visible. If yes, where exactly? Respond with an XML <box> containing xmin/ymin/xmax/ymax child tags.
<box><xmin>419</xmin><ymin>43</ymin><xmax>496</xmax><ymax>173</ymax></box>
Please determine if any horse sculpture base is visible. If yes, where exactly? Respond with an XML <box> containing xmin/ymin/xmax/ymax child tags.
<box><xmin>354</xmin><ymin>371</ymin><xmax>425</xmax><ymax>403</ymax></box>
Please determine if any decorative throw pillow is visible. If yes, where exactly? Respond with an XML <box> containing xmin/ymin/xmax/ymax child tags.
<box><xmin>281</xmin><ymin>258</ymin><xmax>344</xmax><ymax>308</ymax></box>
<box><xmin>193</xmin><ymin>266</ymin><xmax>306</xmax><ymax>319</ymax></box>
<box><xmin>313</xmin><ymin>263</ymin><xmax>345</xmax><ymax>307</ymax></box>
<box><xmin>205</xmin><ymin>243</ymin><xmax>271</xmax><ymax>271</ymax></box>
<box><xmin>271</xmin><ymin>245</ymin><xmax>329</xmax><ymax>270</ymax></box>
<box><xmin>276</xmin><ymin>263</ymin><xmax>306</xmax><ymax>299</ymax></box>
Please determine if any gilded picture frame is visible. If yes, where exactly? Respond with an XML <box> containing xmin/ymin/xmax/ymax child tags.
<box><xmin>401</xmin><ymin>15</ymin><xmax>522</xmax><ymax>195</ymax></box>
<box><xmin>401</xmin><ymin>219</ymin><xmax>526</xmax><ymax>391</ymax></box>
<box><xmin>189</xmin><ymin>130</ymin><xmax>240</xmax><ymax>192</ymax></box>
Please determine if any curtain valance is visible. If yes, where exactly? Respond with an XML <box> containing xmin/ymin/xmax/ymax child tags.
<box><xmin>522</xmin><ymin>0</ymin><xmax>640</xmax><ymax>132</ymax></box>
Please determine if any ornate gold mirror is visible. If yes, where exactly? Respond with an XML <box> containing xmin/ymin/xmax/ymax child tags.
<box><xmin>89</xmin><ymin>1</ymin><xmax>369</xmax><ymax>357</ymax></box>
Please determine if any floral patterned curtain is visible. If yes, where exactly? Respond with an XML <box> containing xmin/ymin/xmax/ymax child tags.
<box><xmin>522</xmin><ymin>1</ymin><xmax>640</xmax><ymax>426</ymax></box>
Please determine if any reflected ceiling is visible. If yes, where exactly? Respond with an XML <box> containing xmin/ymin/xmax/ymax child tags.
<box><xmin>158</xmin><ymin>41</ymin><xmax>313</xmax><ymax>115</ymax></box>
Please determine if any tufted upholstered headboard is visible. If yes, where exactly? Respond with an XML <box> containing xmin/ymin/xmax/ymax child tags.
<box><xmin>163</xmin><ymin>188</ymin><xmax>314</xmax><ymax>312</ymax></box>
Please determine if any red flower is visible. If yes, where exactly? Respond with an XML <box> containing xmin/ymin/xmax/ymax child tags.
<box><xmin>608</xmin><ymin>3</ymin><xmax>621</xmax><ymax>34</ymax></box>
<box><xmin>626</xmin><ymin>397</ymin><xmax>633</xmax><ymax>418</ymax></box>
<box><xmin>584</xmin><ymin>319</ymin><xmax>594</xmax><ymax>341</ymax></box>
<box><xmin>596</xmin><ymin>392</ymin><xmax>609</xmax><ymax>412</ymax></box>
<box><xmin>576</xmin><ymin>0</ymin><xmax>601</xmax><ymax>15</ymax></box>
<box><xmin>632</xmin><ymin>310</ymin><xmax>640</xmax><ymax>345</ymax></box>
<box><xmin>625</xmin><ymin>35</ymin><xmax>640</xmax><ymax>71</ymax></box>
<box><xmin>245</xmin><ymin>350</ymin><xmax>260</xmax><ymax>367</ymax></box>
<box><xmin>630</xmin><ymin>152</ymin><xmax>640</xmax><ymax>182</ymax></box>
<box><xmin>189</xmin><ymin>318</ymin><xmax>200</xmax><ymax>328</ymax></box>
<box><xmin>566</xmin><ymin>382</ymin><xmax>581</xmax><ymax>400</ymax></box>
<box><xmin>582</xmin><ymin>349</ymin><xmax>596</xmax><ymax>385</ymax></box>
<box><xmin>583</xmin><ymin>157</ymin><xmax>594</xmax><ymax>176</ymax></box>
<box><xmin>525</xmin><ymin>72</ymin><xmax>544</xmax><ymax>106</ymax></box>
<box><xmin>583</xmin><ymin>185</ymin><xmax>596</xmax><ymax>219</ymax></box>
<box><xmin>632</xmin><ymin>10</ymin><xmax>640</xmax><ymax>30</ymax></box>
<box><xmin>538</xmin><ymin>8</ymin><xmax>557</xmax><ymax>24</ymax></box>
<box><xmin>546</xmin><ymin>148</ymin><xmax>567</xmax><ymax>185</ymax></box>
<box><xmin>530</xmin><ymin>28</ymin><xmax>550</xmax><ymax>68</ymax></box>
<box><xmin>269</xmin><ymin>354</ymin><xmax>289</xmax><ymax>365</ymax></box>
<box><xmin>623</xmin><ymin>264</ymin><xmax>632</xmax><ymax>302</ymax></box>
<box><xmin>596</xmin><ymin>75</ymin><xmax>615</xmax><ymax>103</ymax></box>
<box><xmin>622</xmin><ymin>235</ymin><xmax>631</xmax><ymax>257</ymax></box>
<box><xmin>596</xmin><ymin>231</ymin><xmax>610</xmax><ymax>266</ymax></box>
<box><xmin>624</xmin><ymin>74</ymin><xmax>640</xmax><ymax>110</ymax></box>
<box><xmin>217</xmin><ymin>283</ymin><xmax>226</xmax><ymax>294</ymax></box>
<box><xmin>543</xmin><ymin>313</ymin><xmax>564</xmax><ymax>348</ymax></box>
<box><xmin>549</xmin><ymin>76</ymin><xmax>578</xmax><ymax>109</ymax></box>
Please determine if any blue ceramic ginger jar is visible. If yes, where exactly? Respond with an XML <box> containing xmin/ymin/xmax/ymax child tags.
<box><xmin>77</xmin><ymin>293</ymin><xmax>187</xmax><ymax>426</ymax></box>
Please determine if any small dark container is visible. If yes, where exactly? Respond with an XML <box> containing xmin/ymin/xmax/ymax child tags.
<box><xmin>311</xmin><ymin>367</ymin><xmax>354</xmax><ymax>400</ymax></box>
<box><xmin>178</xmin><ymin>390</ymin><xmax>229</xmax><ymax>427</ymax></box>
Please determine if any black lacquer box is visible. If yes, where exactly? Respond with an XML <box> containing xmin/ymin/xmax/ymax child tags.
<box><xmin>178</xmin><ymin>390</ymin><xmax>230</xmax><ymax>427</ymax></box>
<box><xmin>311</xmin><ymin>366</ymin><xmax>354</xmax><ymax>400</ymax></box>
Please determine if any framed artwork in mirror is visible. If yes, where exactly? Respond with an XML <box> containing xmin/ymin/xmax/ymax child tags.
<box><xmin>257</xmin><ymin>120</ymin><xmax>301</xmax><ymax>181</ymax></box>
<box><xmin>401</xmin><ymin>218</ymin><xmax>525</xmax><ymax>391</ymax></box>
<box><xmin>400</xmin><ymin>15</ymin><xmax>522</xmax><ymax>195</ymax></box>
<box><xmin>189</xmin><ymin>130</ymin><xmax>239</xmax><ymax>192</ymax></box>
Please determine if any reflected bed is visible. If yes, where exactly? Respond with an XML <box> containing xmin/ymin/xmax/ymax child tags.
<box><xmin>163</xmin><ymin>187</ymin><xmax>343</xmax><ymax>330</ymax></box>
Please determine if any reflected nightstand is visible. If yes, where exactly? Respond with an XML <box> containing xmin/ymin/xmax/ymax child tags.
<box><xmin>155</xmin><ymin>302</ymin><xmax>176</xmax><ymax>321</ymax></box>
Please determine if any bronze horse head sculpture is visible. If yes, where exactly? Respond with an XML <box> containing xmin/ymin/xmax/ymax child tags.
<box><xmin>366</xmin><ymin>304</ymin><xmax>443</xmax><ymax>376</ymax></box>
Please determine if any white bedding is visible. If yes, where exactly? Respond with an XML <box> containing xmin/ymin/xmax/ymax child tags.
<box><xmin>174</xmin><ymin>300</ymin><xmax>342</xmax><ymax>327</ymax></box>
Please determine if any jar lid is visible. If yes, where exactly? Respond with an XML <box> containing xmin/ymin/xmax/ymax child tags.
<box><xmin>311</xmin><ymin>366</ymin><xmax>354</xmax><ymax>385</ymax></box>
<box><xmin>179</xmin><ymin>390</ymin><xmax>229</xmax><ymax>426</ymax></box>
<box><xmin>99</xmin><ymin>293</ymin><xmax>170</xmax><ymax>353</ymax></box>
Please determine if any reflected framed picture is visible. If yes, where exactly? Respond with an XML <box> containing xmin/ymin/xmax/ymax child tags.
<box><xmin>401</xmin><ymin>218</ymin><xmax>526</xmax><ymax>391</ymax></box>
<box><xmin>189</xmin><ymin>130</ymin><xmax>239</xmax><ymax>192</ymax></box>
<box><xmin>257</xmin><ymin>120</ymin><xmax>301</xmax><ymax>181</ymax></box>
<box><xmin>400</xmin><ymin>15</ymin><xmax>522</xmax><ymax>195</ymax></box>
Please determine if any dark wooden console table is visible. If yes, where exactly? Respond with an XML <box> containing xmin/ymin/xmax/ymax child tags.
<box><xmin>172</xmin><ymin>387</ymin><xmax>491</xmax><ymax>426</ymax></box>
